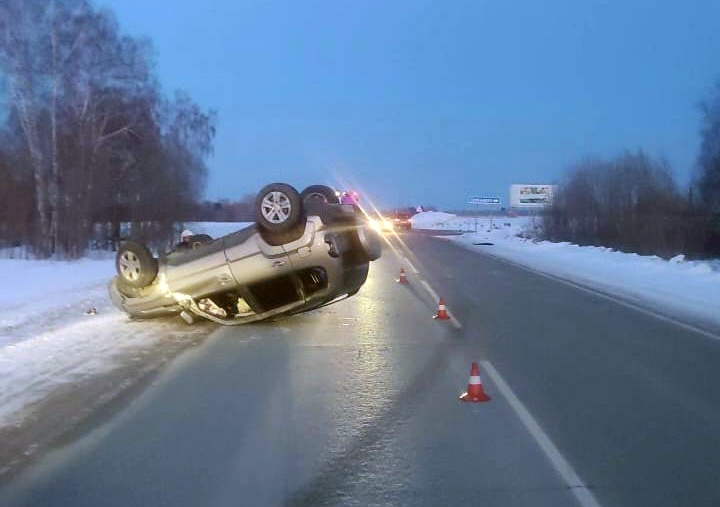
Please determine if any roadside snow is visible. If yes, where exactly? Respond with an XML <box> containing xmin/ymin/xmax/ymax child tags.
<box><xmin>0</xmin><ymin>258</ymin><xmax>115</xmax><ymax>347</ymax></box>
<box><xmin>0</xmin><ymin>222</ymin><xmax>251</xmax><ymax>429</ymax></box>
<box><xmin>0</xmin><ymin>313</ymin><xmax>162</xmax><ymax>426</ymax></box>
<box><xmin>412</xmin><ymin>211</ymin><xmax>720</xmax><ymax>331</ymax></box>
<box><xmin>410</xmin><ymin>211</ymin><xmax>458</xmax><ymax>230</ymax></box>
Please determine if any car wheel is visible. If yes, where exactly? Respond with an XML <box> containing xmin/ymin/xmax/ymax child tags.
<box><xmin>255</xmin><ymin>183</ymin><xmax>307</xmax><ymax>245</ymax></box>
<box><xmin>116</xmin><ymin>241</ymin><xmax>158</xmax><ymax>288</ymax></box>
<box><xmin>357</xmin><ymin>227</ymin><xmax>382</xmax><ymax>261</ymax></box>
<box><xmin>255</xmin><ymin>183</ymin><xmax>305</xmax><ymax>231</ymax></box>
<box><xmin>300</xmin><ymin>185</ymin><xmax>339</xmax><ymax>205</ymax></box>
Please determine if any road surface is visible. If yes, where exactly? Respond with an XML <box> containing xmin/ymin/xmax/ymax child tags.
<box><xmin>2</xmin><ymin>232</ymin><xmax>719</xmax><ymax>506</ymax></box>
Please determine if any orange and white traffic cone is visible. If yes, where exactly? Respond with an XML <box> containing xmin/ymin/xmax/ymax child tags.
<box><xmin>459</xmin><ymin>362</ymin><xmax>491</xmax><ymax>402</ymax></box>
<box><xmin>396</xmin><ymin>267</ymin><xmax>408</xmax><ymax>284</ymax></box>
<box><xmin>433</xmin><ymin>298</ymin><xmax>450</xmax><ymax>320</ymax></box>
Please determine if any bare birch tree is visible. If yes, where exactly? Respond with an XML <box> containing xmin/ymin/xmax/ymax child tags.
<box><xmin>0</xmin><ymin>0</ymin><xmax>216</xmax><ymax>257</ymax></box>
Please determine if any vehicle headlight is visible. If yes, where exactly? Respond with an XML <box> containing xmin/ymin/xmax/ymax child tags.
<box><xmin>368</xmin><ymin>219</ymin><xmax>383</xmax><ymax>232</ymax></box>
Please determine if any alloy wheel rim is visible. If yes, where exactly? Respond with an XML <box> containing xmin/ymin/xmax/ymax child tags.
<box><xmin>261</xmin><ymin>191</ymin><xmax>292</xmax><ymax>223</ymax></box>
<box><xmin>119</xmin><ymin>251</ymin><xmax>141</xmax><ymax>281</ymax></box>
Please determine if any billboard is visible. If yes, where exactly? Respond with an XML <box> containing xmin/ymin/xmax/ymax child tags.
<box><xmin>510</xmin><ymin>184</ymin><xmax>557</xmax><ymax>208</ymax></box>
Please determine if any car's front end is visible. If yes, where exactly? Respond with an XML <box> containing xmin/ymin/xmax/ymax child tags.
<box><xmin>283</xmin><ymin>204</ymin><xmax>381</xmax><ymax>311</ymax></box>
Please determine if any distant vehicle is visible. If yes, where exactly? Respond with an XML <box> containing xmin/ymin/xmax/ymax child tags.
<box><xmin>368</xmin><ymin>217</ymin><xmax>392</xmax><ymax>232</ymax></box>
<box><xmin>367</xmin><ymin>211</ymin><xmax>413</xmax><ymax>232</ymax></box>
<box><xmin>109</xmin><ymin>183</ymin><xmax>382</xmax><ymax>325</ymax></box>
<box><xmin>391</xmin><ymin>211</ymin><xmax>413</xmax><ymax>230</ymax></box>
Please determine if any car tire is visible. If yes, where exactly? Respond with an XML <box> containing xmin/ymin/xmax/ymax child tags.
<box><xmin>115</xmin><ymin>241</ymin><xmax>158</xmax><ymax>288</ymax></box>
<box><xmin>300</xmin><ymin>185</ymin><xmax>339</xmax><ymax>205</ymax></box>
<box><xmin>355</xmin><ymin>227</ymin><xmax>382</xmax><ymax>261</ymax></box>
<box><xmin>259</xmin><ymin>221</ymin><xmax>309</xmax><ymax>246</ymax></box>
<box><xmin>255</xmin><ymin>183</ymin><xmax>306</xmax><ymax>245</ymax></box>
<box><xmin>343</xmin><ymin>227</ymin><xmax>381</xmax><ymax>264</ymax></box>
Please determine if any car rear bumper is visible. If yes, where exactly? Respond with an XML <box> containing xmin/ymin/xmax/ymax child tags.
<box><xmin>109</xmin><ymin>278</ymin><xmax>182</xmax><ymax>319</ymax></box>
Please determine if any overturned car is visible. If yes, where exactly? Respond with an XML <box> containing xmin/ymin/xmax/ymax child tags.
<box><xmin>109</xmin><ymin>183</ymin><xmax>382</xmax><ymax>325</ymax></box>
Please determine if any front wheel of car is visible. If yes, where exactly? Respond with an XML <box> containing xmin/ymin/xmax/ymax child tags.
<box><xmin>300</xmin><ymin>185</ymin><xmax>339</xmax><ymax>205</ymax></box>
<box><xmin>115</xmin><ymin>241</ymin><xmax>158</xmax><ymax>288</ymax></box>
<box><xmin>354</xmin><ymin>227</ymin><xmax>382</xmax><ymax>261</ymax></box>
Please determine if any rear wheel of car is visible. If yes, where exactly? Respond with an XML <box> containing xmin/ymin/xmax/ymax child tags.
<box><xmin>115</xmin><ymin>241</ymin><xmax>158</xmax><ymax>288</ymax></box>
<box><xmin>255</xmin><ymin>183</ymin><xmax>306</xmax><ymax>245</ymax></box>
<box><xmin>300</xmin><ymin>185</ymin><xmax>339</xmax><ymax>205</ymax></box>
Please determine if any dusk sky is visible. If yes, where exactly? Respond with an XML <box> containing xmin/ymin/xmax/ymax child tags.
<box><xmin>101</xmin><ymin>0</ymin><xmax>720</xmax><ymax>209</ymax></box>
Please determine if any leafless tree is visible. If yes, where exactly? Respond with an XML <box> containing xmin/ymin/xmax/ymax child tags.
<box><xmin>0</xmin><ymin>0</ymin><xmax>216</xmax><ymax>257</ymax></box>
<box><xmin>695</xmin><ymin>81</ymin><xmax>720</xmax><ymax>255</ymax></box>
<box><xmin>545</xmin><ymin>151</ymin><xmax>688</xmax><ymax>257</ymax></box>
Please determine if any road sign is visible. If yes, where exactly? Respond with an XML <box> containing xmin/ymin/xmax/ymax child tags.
<box><xmin>509</xmin><ymin>184</ymin><xmax>557</xmax><ymax>208</ymax></box>
<box><xmin>468</xmin><ymin>196</ymin><xmax>500</xmax><ymax>205</ymax></box>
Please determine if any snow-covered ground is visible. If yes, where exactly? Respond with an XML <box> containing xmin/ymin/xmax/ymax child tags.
<box><xmin>186</xmin><ymin>221</ymin><xmax>253</xmax><ymax>238</ymax></box>
<box><xmin>411</xmin><ymin>211</ymin><xmax>720</xmax><ymax>332</ymax></box>
<box><xmin>0</xmin><ymin>222</ymin><xmax>251</xmax><ymax>432</ymax></box>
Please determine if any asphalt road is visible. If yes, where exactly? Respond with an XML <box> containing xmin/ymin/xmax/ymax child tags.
<box><xmin>2</xmin><ymin>232</ymin><xmax>720</xmax><ymax>506</ymax></box>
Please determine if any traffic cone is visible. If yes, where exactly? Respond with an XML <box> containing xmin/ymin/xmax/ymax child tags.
<box><xmin>459</xmin><ymin>362</ymin><xmax>491</xmax><ymax>402</ymax></box>
<box><xmin>433</xmin><ymin>298</ymin><xmax>450</xmax><ymax>320</ymax></box>
<box><xmin>396</xmin><ymin>267</ymin><xmax>408</xmax><ymax>284</ymax></box>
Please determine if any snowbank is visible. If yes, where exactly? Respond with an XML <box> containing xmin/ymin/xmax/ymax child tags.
<box><xmin>410</xmin><ymin>211</ymin><xmax>458</xmax><ymax>230</ymax></box>
<box><xmin>410</xmin><ymin>211</ymin><xmax>537</xmax><ymax>234</ymax></box>
<box><xmin>0</xmin><ymin>259</ymin><xmax>115</xmax><ymax>347</ymax></box>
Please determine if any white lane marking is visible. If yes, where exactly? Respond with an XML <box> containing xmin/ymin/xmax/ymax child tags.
<box><xmin>419</xmin><ymin>280</ymin><xmax>462</xmax><ymax>329</ymax></box>
<box><xmin>420</xmin><ymin>280</ymin><xmax>440</xmax><ymax>301</ymax></box>
<box><xmin>419</xmin><ymin>279</ymin><xmax>440</xmax><ymax>303</ymax></box>
<box><xmin>402</xmin><ymin>256</ymin><xmax>420</xmax><ymax>274</ymax></box>
<box><xmin>481</xmin><ymin>360</ymin><xmax>602</xmax><ymax>507</ymax></box>
<box><xmin>487</xmin><ymin>253</ymin><xmax>720</xmax><ymax>342</ymax></box>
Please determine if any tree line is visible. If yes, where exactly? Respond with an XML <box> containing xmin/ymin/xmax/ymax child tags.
<box><xmin>193</xmin><ymin>195</ymin><xmax>256</xmax><ymax>223</ymax></box>
<box><xmin>0</xmin><ymin>0</ymin><xmax>216</xmax><ymax>258</ymax></box>
<box><xmin>544</xmin><ymin>84</ymin><xmax>720</xmax><ymax>259</ymax></box>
